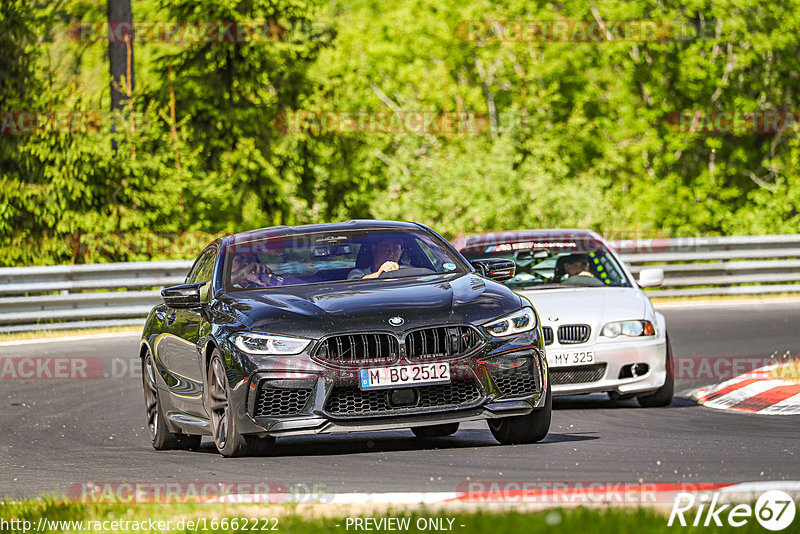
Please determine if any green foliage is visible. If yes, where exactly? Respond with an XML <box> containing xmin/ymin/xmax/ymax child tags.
<box><xmin>1</xmin><ymin>0</ymin><xmax>800</xmax><ymax>265</ymax></box>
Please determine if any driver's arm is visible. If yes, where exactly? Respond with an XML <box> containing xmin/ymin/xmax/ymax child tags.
<box><xmin>362</xmin><ymin>261</ymin><xmax>400</xmax><ymax>278</ymax></box>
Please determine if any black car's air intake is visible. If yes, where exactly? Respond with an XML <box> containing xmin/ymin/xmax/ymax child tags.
<box><xmin>405</xmin><ymin>325</ymin><xmax>482</xmax><ymax>362</ymax></box>
<box><xmin>314</xmin><ymin>333</ymin><xmax>400</xmax><ymax>367</ymax></box>
<box><xmin>314</xmin><ymin>326</ymin><xmax>483</xmax><ymax>366</ymax></box>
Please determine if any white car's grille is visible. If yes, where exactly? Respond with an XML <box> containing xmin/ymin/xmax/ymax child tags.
<box><xmin>557</xmin><ymin>324</ymin><xmax>591</xmax><ymax>344</ymax></box>
<box><xmin>542</xmin><ymin>327</ymin><xmax>554</xmax><ymax>345</ymax></box>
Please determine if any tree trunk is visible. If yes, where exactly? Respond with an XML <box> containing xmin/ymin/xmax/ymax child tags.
<box><xmin>107</xmin><ymin>0</ymin><xmax>134</xmax><ymax>113</ymax></box>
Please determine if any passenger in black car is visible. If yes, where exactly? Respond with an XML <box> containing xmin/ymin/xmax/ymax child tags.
<box><xmin>347</xmin><ymin>237</ymin><xmax>404</xmax><ymax>279</ymax></box>
<box><xmin>231</xmin><ymin>253</ymin><xmax>280</xmax><ymax>288</ymax></box>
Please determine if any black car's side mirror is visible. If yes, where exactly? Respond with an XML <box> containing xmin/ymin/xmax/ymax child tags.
<box><xmin>470</xmin><ymin>259</ymin><xmax>516</xmax><ymax>282</ymax></box>
<box><xmin>161</xmin><ymin>283</ymin><xmax>206</xmax><ymax>309</ymax></box>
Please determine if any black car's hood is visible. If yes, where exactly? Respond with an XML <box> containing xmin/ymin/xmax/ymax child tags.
<box><xmin>221</xmin><ymin>273</ymin><xmax>522</xmax><ymax>337</ymax></box>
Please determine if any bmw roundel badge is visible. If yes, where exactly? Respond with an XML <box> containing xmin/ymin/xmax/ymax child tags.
<box><xmin>389</xmin><ymin>316</ymin><xmax>404</xmax><ymax>327</ymax></box>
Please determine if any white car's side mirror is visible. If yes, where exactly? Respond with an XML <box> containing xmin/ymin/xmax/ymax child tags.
<box><xmin>638</xmin><ymin>268</ymin><xmax>664</xmax><ymax>288</ymax></box>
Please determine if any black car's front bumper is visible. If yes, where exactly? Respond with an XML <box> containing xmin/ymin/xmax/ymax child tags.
<box><xmin>229</xmin><ymin>332</ymin><xmax>548</xmax><ymax>438</ymax></box>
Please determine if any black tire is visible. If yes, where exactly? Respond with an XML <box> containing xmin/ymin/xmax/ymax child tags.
<box><xmin>411</xmin><ymin>423</ymin><xmax>459</xmax><ymax>438</ymax></box>
<box><xmin>142</xmin><ymin>350</ymin><xmax>201</xmax><ymax>450</ymax></box>
<box><xmin>207</xmin><ymin>351</ymin><xmax>274</xmax><ymax>457</ymax></box>
<box><xmin>637</xmin><ymin>336</ymin><xmax>675</xmax><ymax>408</ymax></box>
<box><xmin>489</xmin><ymin>382</ymin><xmax>551</xmax><ymax>445</ymax></box>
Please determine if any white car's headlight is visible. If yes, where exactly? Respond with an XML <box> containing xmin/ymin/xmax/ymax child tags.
<box><xmin>483</xmin><ymin>307</ymin><xmax>537</xmax><ymax>337</ymax></box>
<box><xmin>600</xmin><ymin>320</ymin><xmax>655</xmax><ymax>338</ymax></box>
<box><xmin>233</xmin><ymin>333</ymin><xmax>312</xmax><ymax>355</ymax></box>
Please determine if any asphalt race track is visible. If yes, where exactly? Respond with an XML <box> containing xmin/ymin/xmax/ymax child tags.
<box><xmin>2</xmin><ymin>301</ymin><xmax>799</xmax><ymax>499</ymax></box>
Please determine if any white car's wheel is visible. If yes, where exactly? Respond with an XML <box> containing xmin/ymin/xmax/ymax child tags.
<box><xmin>637</xmin><ymin>337</ymin><xmax>675</xmax><ymax>408</ymax></box>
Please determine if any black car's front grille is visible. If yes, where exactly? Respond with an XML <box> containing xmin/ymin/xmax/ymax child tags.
<box><xmin>324</xmin><ymin>380</ymin><xmax>483</xmax><ymax>417</ymax></box>
<box><xmin>490</xmin><ymin>360</ymin><xmax>539</xmax><ymax>397</ymax></box>
<box><xmin>557</xmin><ymin>324</ymin><xmax>591</xmax><ymax>344</ymax></box>
<box><xmin>550</xmin><ymin>363</ymin><xmax>607</xmax><ymax>385</ymax></box>
<box><xmin>405</xmin><ymin>326</ymin><xmax>483</xmax><ymax>362</ymax></box>
<box><xmin>542</xmin><ymin>327</ymin><xmax>554</xmax><ymax>346</ymax></box>
<box><xmin>254</xmin><ymin>386</ymin><xmax>312</xmax><ymax>417</ymax></box>
<box><xmin>314</xmin><ymin>333</ymin><xmax>399</xmax><ymax>367</ymax></box>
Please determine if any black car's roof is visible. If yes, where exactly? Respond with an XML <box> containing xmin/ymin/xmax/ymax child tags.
<box><xmin>224</xmin><ymin>220</ymin><xmax>425</xmax><ymax>246</ymax></box>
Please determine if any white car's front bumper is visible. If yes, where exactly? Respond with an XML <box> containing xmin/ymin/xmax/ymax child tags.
<box><xmin>547</xmin><ymin>336</ymin><xmax>668</xmax><ymax>396</ymax></box>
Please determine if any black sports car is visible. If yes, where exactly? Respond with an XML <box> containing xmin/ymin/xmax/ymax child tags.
<box><xmin>140</xmin><ymin>220</ymin><xmax>550</xmax><ymax>456</ymax></box>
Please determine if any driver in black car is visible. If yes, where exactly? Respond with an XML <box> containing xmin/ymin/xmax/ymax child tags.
<box><xmin>348</xmin><ymin>237</ymin><xmax>404</xmax><ymax>279</ymax></box>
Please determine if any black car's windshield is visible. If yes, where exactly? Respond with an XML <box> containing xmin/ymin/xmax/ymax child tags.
<box><xmin>225</xmin><ymin>229</ymin><xmax>464</xmax><ymax>290</ymax></box>
<box><xmin>460</xmin><ymin>236</ymin><xmax>631</xmax><ymax>290</ymax></box>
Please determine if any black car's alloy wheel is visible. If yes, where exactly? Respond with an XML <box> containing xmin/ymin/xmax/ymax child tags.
<box><xmin>142</xmin><ymin>349</ymin><xmax>201</xmax><ymax>450</ymax></box>
<box><xmin>488</xmin><ymin>382</ymin><xmax>551</xmax><ymax>445</ymax></box>
<box><xmin>411</xmin><ymin>423</ymin><xmax>460</xmax><ymax>438</ymax></box>
<box><xmin>207</xmin><ymin>350</ymin><xmax>273</xmax><ymax>457</ymax></box>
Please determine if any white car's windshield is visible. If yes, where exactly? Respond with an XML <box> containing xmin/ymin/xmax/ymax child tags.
<box><xmin>460</xmin><ymin>237</ymin><xmax>631</xmax><ymax>290</ymax></box>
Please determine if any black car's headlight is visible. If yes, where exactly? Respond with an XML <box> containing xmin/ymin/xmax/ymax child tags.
<box><xmin>483</xmin><ymin>307</ymin><xmax>537</xmax><ymax>337</ymax></box>
<box><xmin>233</xmin><ymin>333</ymin><xmax>312</xmax><ymax>355</ymax></box>
<box><xmin>600</xmin><ymin>320</ymin><xmax>655</xmax><ymax>338</ymax></box>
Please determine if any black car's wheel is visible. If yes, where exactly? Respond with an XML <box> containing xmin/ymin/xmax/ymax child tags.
<box><xmin>142</xmin><ymin>349</ymin><xmax>201</xmax><ymax>450</ymax></box>
<box><xmin>207</xmin><ymin>350</ymin><xmax>273</xmax><ymax>457</ymax></box>
<box><xmin>411</xmin><ymin>423</ymin><xmax>459</xmax><ymax>438</ymax></box>
<box><xmin>488</xmin><ymin>382</ymin><xmax>551</xmax><ymax>445</ymax></box>
<box><xmin>637</xmin><ymin>336</ymin><xmax>675</xmax><ymax>408</ymax></box>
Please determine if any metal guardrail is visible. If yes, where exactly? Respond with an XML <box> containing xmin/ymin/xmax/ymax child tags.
<box><xmin>1</xmin><ymin>235</ymin><xmax>799</xmax><ymax>332</ymax></box>
<box><xmin>0</xmin><ymin>261</ymin><xmax>191</xmax><ymax>333</ymax></box>
<box><xmin>613</xmin><ymin>234</ymin><xmax>800</xmax><ymax>297</ymax></box>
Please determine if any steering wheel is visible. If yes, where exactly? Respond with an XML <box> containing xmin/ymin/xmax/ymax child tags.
<box><xmin>378</xmin><ymin>266</ymin><xmax>435</xmax><ymax>278</ymax></box>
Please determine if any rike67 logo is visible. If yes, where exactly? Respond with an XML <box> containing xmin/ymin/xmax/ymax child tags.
<box><xmin>669</xmin><ymin>490</ymin><xmax>796</xmax><ymax>531</ymax></box>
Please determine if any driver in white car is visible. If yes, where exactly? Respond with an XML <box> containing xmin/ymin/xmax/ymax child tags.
<box><xmin>348</xmin><ymin>238</ymin><xmax>404</xmax><ymax>279</ymax></box>
<box><xmin>563</xmin><ymin>254</ymin><xmax>595</xmax><ymax>279</ymax></box>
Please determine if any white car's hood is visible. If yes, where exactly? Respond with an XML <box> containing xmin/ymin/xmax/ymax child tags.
<box><xmin>518</xmin><ymin>287</ymin><xmax>650</xmax><ymax>339</ymax></box>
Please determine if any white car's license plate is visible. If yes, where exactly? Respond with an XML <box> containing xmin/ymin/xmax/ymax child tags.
<box><xmin>547</xmin><ymin>350</ymin><xmax>595</xmax><ymax>367</ymax></box>
<box><xmin>359</xmin><ymin>362</ymin><xmax>450</xmax><ymax>390</ymax></box>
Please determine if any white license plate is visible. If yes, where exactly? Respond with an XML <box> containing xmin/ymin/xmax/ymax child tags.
<box><xmin>547</xmin><ymin>350</ymin><xmax>595</xmax><ymax>367</ymax></box>
<box><xmin>359</xmin><ymin>362</ymin><xmax>451</xmax><ymax>390</ymax></box>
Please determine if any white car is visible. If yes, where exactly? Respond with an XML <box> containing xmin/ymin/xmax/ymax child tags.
<box><xmin>453</xmin><ymin>229</ymin><xmax>673</xmax><ymax>407</ymax></box>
